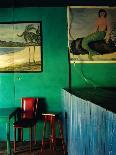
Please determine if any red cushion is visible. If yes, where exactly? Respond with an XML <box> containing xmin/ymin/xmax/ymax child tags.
<box><xmin>22</xmin><ymin>98</ymin><xmax>35</xmax><ymax>119</ymax></box>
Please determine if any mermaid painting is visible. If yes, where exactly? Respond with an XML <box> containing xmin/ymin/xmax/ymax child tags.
<box><xmin>69</xmin><ymin>7</ymin><xmax>116</xmax><ymax>62</ymax></box>
<box><xmin>82</xmin><ymin>9</ymin><xmax>111</xmax><ymax>59</ymax></box>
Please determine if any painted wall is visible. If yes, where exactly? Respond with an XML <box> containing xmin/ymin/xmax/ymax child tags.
<box><xmin>71</xmin><ymin>63</ymin><xmax>116</xmax><ymax>88</ymax></box>
<box><xmin>0</xmin><ymin>7</ymin><xmax>68</xmax><ymax>140</ymax></box>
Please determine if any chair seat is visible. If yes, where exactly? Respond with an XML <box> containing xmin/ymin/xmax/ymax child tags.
<box><xmin>14</xmin><ymin>119</ymin><xmax>35</xmax><ymax>128</ymax></box>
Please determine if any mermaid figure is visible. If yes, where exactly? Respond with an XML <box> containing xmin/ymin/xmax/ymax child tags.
<box><xmin>82</xmin><ymin>9</ymin><xmax>111</xmax><ymax>60</ymax></box>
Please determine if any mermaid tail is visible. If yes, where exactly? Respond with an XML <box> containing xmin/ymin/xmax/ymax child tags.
<box><xmin>82</xmin><ymin>31</ymin><xmax>106</xmax><ymax>55</ymax></box>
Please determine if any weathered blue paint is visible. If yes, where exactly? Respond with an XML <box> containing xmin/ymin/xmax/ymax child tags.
<box><xmin>62</xmin><ymin>89</ymin><xmax>116</xmax><ymax>155</ymax></box>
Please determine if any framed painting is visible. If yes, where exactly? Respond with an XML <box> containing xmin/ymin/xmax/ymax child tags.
<box><xmin>0</xmin><ymin>21</ymin><xmax>42</xmax><ymax>72</ymax></box>
<box><xmin>68</xmin><ymin>6</ymin><xmax>116</xmax><ymax>63</ymax></box>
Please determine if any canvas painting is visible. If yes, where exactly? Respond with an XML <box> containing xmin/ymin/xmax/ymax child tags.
<box><xmin>0</xmin><ymin>22</ymin><xmax>42</xmax><ymax>72</ymax></box>
<box><xmin>68</xmin><ymin>6</ymin><xmax>116</xmax><ymax>63</ymax></box>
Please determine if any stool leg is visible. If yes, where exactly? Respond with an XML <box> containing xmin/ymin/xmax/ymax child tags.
<box><xmin>51</xmin><ymin>116</ymin><xmax>56</xmax><ymax>151</ymax></box>
<box><xmin>14</xmin><ymin>127</ymin><xmax>16</xmax><ymax>153</ymax></box>
<box><xmin>41</xmin><ymin>119</ymin><xmax>47</xmax><ymax>152</ymax></box>
<box><xmin>50</xmin><ymin>118</ymin><xmax>53</xmax><ymax>150</ymax></box>
<box><xmin>58</xmin><ymin>120</ymin><xmax>66</xmax><ymax>154</ymax></box>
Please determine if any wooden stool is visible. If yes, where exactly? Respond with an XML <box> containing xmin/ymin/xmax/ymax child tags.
<box><xmin>41</xmin><ymin>113</ymin><xmax>66</xmax><ymax>154</ymax></box>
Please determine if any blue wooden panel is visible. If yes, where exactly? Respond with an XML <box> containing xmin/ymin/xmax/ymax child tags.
<box><xmin>62</xmin><ymin>89</ymin><xmax>116</xmax><ymax>155</ymax></box>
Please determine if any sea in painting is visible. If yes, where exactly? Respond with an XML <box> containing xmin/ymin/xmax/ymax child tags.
<box><xmin>0</xmin><ymin>23</ymin><xmax>42</xmax><ymax>71</ymax></box>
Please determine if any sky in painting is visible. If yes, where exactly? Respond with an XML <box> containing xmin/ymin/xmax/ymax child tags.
<box><xmin>0</xmin><ymin>23</ymin><xmax>40</xmax><ymax>43</ymax></box>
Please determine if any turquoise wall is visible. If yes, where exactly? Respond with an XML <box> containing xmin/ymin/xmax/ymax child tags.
<box><xmin>71</xmin><ymin>63</ymin><xmax>116</xmax><ymax>88</ymax></box>
<box><xmin>0</xmin><ymin>7</ymin><xmax>68</xmax><ymax>140</ymax></box>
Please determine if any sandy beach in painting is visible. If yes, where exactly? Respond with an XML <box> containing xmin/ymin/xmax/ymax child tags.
<box><xmin>0</xmin><ymin>46</ymin><xmax>41</xmax><ymax>71</ymax></box>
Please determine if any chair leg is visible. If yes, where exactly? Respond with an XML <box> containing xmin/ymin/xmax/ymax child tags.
<box><xmin>30</xmin><ymin>127</ymin><xmax>32</xmax><ymax>152</ymax></box>
<box><xmin>34</xmin><ymin>124</ymin><xmax>36</xmax><ymax>144</ymax></box>
<box><xmin>14</xmin><ymin>128</ymin><xmax>16</xmax><ymax>153</ymax></box>
<box><xmin>21</xmin><ymin>128</ymin><xmax>23</xmax><ymax>143</ymax></box>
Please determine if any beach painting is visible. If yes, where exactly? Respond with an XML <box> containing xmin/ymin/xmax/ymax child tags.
<box><xmin>0</xmin><ymin>22</ymin><xmax>42</xmax><ymax>72</ymax></box>
<box><xmin>68</xmin><ymin>6</ymin><xmax>116</xmax><ymax>63</ymax></box>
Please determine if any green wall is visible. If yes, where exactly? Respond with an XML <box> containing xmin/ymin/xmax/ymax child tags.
<box><xmin>0</xmin><ymin>7</ymin><xmax>68</xmax><ymax>140</ymax></box>
<box><xmin>71</xmin><ymin>63</ymin><xmax>116</xmax><ymax>88</ymax></box>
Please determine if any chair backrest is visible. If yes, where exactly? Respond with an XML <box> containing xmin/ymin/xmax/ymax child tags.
<box><xmin>21</xmin><ymin>98</ymin><xmax>36</xmax><ymax>119</ymax></box>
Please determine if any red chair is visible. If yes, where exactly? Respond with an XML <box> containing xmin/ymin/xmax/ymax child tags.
<box><xmin>13</xmin><ymin>97</ymin><xmax>39</xmax><ymax>153</ymax></box>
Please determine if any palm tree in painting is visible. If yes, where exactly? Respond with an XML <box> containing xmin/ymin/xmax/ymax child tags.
<box><xmin>17</xmin><ymin>24</ymin><xmax>41</xmax><ymax>64</ymax></box>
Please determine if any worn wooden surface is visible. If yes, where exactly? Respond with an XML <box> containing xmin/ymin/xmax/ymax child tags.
<box><xmin>62</xmin><ymin>89</ymin><xmax>116</xmax><ymax>155</ymax></box>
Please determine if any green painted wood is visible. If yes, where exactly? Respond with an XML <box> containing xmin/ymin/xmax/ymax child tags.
<box><xmin>0</xmin><ymin>108</ymin><xmax>17</xmax><ymax>154</ymax></box>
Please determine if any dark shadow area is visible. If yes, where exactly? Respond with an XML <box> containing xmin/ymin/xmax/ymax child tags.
<box><xmin>0</xmin><ymin>0</ymin><xmax>115</xmax><ymax>7</ymax></box>
<box><xmin>36</xmin><ymin>97</ymin><xmax>47</xmax><ymax>121</ymax></box>
<box><xmin>0</xmin><ymin>141</ymin><xmax>67</xmax><ymax>155</ymax></box>
<box><xmin>64</xmin><ymin>87</ymin><xmax>116</xmax><ymax>113</ymax></box>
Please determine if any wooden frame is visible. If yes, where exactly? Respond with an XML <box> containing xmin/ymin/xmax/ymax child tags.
<box><xmin>0</xmin><ymin>21</ymin><xmax>42</xmax><ymax>72</ymax></box>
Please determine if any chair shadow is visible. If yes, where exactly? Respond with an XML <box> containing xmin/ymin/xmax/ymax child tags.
<box><xmin>37</xmin><ymin>97</ymin><xmax>47</xmax><ymax>120</ymax></box>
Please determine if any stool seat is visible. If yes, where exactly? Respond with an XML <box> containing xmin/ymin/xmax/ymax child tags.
<box><xmin>41</xmin><ymin>112</ymin><xmax>66</xmax><ymax>154</ymax></box>
<box><xmin>42</xmin><ymin>112</ymin><xmax>62</xmax><ymax>120</ymax></box>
